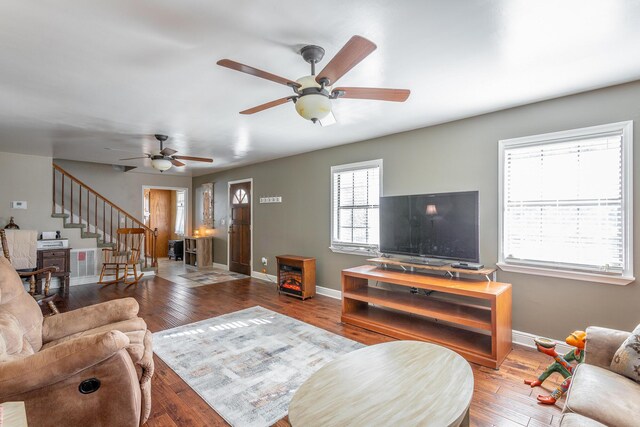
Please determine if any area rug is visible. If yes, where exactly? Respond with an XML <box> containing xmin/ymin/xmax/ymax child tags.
<box><xmin>178</xmin><ymin>268</ymin><xmax>249</xmax><ymax>287</ymax></box>
<box><xmin>153</xmin><ymin>306</ymin><xmax>364</xmax><ymax>427</ymax></box>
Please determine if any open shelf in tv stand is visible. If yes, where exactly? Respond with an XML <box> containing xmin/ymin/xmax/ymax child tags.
<box><xmin>341</xmin><ymin>265</ymin><xmax>512</xmax><ymax>369</ymax></box>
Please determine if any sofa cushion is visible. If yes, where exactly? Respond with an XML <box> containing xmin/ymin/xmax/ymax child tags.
<box><xmin>0</xmin><ymin>257</ymin><xmax>43</xmax><ymax>352</ymax></box>
<box><xmin>564</xmin><ymin>363</ymin><xmax>640</xmax><ymax>427</ymax></box>
<box><xmin>610</xmin><ymin>323</ymin><xmax>640</xmax><ymax>383</ymax></box>
<box><xmin>559</xmin><ymin>413</ymin><xmax>606</xmax><ymax>427</ymax></box>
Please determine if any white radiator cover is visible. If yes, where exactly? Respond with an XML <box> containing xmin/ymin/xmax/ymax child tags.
<box><xmin>70</xmin><ymin>248</ymin><xmax>98</xmax><ymax>278</ymax></box>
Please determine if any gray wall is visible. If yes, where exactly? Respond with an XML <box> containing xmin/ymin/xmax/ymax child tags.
<box><xmin>194</xmin><ymin>80</ymin><xmax>640</xmax><ymax>340</ymax></box>
<box><xmin>0</xmin><ymin>154</ymin><xmax>192</xmax><ymax>250</ymax></box>
<box><xmin>0</xmin><ymin>152</ymin><xmax>92</xmax><ymax>248</ymax></box>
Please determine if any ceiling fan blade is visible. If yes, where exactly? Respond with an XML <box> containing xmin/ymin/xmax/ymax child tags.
<box><xmin>333</xmin><ymin>87</ymin><xmax>410</xmax><ymax>102</ymax></box>
<box><xmin>217</xmin><ymin>59</ymin><xmax>300</xmax><ymax>88</ymax></box>
<box><xmin>119</xmin><ymin>156</ymin><xmax>150</xmax><ymax>160</ymax></box>
<box><xmin>172</xmin><ymin>155</ymin><xmax>214</xmax><ymax>163</ymax></box>
<box><xmin>319</xmin><ymin>111</ymin><xmax>337</xmax><ymax>127</ymax></box>
<box><xmin>160</xmin><ymin>147</ymin><xmax>177</xmax><ymax>156</ymax></box>
<box><xmin>239</xmin><ymin>97</ymin><xmax>294</xmax><ymax>115</ymax></box>
<box><xmin>316</xmin><ymin>36</ymin><xmax>377</xmax><ymax>86</ymax></box>
<box><xmin>170</xmin><ymin>159</ymin><xmax>186</xmax><ymax>167</ymax></box>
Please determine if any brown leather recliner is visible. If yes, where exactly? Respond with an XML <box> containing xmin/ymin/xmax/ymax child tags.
<box><xmin>0</xmin><ymin>256</ymin><xmax>154</xmax><ymax>426</ymax></box>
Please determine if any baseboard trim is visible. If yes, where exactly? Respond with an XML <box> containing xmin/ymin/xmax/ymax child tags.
<box><xmin>49</xmin><ymin>270</ymin><xmax>156</xmax><ymax>289</ymax></box>
<box><xmin>50</xmin><ymin>276</ymin><xmax>100</xmax><ymax>288</ymax></box>
<box><xmin>251</xmin><ymin>271</ymin><xmax>277</xmax><ymax>283</ymax></box>
<box><xmin>315</xmin><ymin>285</ymin><xmax>342</xmax><ymax>300</ymax></box>
<box><xmin>213</xmin><ymin>262</ymin><xmax>229</xmax><ymax>270</ymax></box>
<box><xmin>511</xmin><ymin>329</ymin><xmax>573</xmax><ymax>355</ymax></box>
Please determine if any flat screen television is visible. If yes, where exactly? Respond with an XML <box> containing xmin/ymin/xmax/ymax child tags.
<box><xmin>379</xmin><ymin>191</ymin><xmax>479</xmax><ymax>262</ymax></box>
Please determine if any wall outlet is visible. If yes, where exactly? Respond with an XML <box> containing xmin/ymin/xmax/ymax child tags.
<box><xmin>261</xmin><ymin>257</ymin><xmax>268</xmax><ymax>266</ymax></box>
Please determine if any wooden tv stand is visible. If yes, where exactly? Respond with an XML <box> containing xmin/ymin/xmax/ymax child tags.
<box><xmin>341</xmin><ymin>265</ymin><xmax>512</xmax><ymax>368</ymax></box>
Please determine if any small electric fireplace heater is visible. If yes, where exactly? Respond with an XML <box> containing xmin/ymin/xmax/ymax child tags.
<box><xmin>276</xmin><ymin>255</ymin><xmax>316</xmax><ymax>300</ymax></box>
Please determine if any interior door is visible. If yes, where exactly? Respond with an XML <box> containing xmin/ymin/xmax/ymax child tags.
<box><xmin>229</xmin><ymin>181</ymin><xmax>251</xmax><ymax>275</ymax></box>
<box><xmin>149</xmin><ymin>189</ymin><xmax>171</xmax><ymax>258</ymax></box>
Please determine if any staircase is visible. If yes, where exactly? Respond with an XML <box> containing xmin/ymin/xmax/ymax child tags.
<box><xmin>52</xmin><ymin>164</ymin><xmax>158</xmax><ymax>269</ymax></box>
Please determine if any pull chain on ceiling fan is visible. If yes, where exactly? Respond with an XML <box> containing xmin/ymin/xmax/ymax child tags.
<box><xmin>217</xmin><ymin>35</ymin><xmax>410</xmax><ymax>125</ymax></box>
<box><xmin>120</xmin><ymin>134</ymin><xmax>213</xmax><ymax>172</ymax></box>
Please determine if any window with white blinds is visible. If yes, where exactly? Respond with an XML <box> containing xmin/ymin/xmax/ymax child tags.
<box><xmin>498</xmin><ymin>121</ymin><xmax>634</xmax><ymax>284</ymax></box>
<box><xmin>331</xmin><ymin>159</ymin><xmax>382</xmax><ymax>254</ymax></box>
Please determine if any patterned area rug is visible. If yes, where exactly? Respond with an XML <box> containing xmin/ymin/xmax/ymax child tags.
<box><xmin>153</xmin><ymin>306</ymin><xmax>364</xmax><ymax>427</ymax></box>
<box><xmin>178</xmin><ymin>268</ymin><xmax>249</xmax><ymax>287</ymax></box>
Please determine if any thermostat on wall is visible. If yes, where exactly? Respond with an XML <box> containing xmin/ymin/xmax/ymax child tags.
<box><xmin>10</xmin><ymin>201</ymin><xmax>27</xmax><ymax>209</ymax></box>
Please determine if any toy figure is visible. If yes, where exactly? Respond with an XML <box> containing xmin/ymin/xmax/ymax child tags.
<box><xmin>524</xmin><ymin>330</ymin><xmax>586</xmax><ymax>405</ymax></box>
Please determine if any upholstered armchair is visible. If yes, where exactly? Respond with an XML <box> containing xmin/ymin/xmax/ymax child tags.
<box><xmin>0</xmin><ymin>256</ymin><xmax>154</xmax><ymax>426</ymax></box>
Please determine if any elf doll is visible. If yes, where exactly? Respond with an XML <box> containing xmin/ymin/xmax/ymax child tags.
<box><xmin>524</xmin><ymin>330</ymin><xmax>586</xmax><ymax>405</ymax></box>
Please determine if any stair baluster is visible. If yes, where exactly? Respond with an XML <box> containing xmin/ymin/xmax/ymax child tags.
<box><xmin>50</xmin><ymin>164</ymin><xmax>158</xmax><ymax>270</ymax></box>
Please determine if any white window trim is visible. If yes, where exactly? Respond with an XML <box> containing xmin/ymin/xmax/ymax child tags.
<box><xmin>175</xmin><ymin>190</ymin><xmax>186</xmax><ymax>236</ymax></box>
<box><xmin>330</xmin><ymin>159</ymin><xmax>383</xmax><ymax>256</ymax></box>
<box><xmin>498</xmin><ymin>121</ymin><xmax>634</xmax><ymax>285</ymax></box>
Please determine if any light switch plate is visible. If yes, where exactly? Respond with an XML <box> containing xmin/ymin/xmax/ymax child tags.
<box><xmin>10</xmin><ymin>201</ymin><xmax>27</xmax><ymax>209</ymax></box>
<box><xmin>260</xmin><ymin>196</ymin><xmax>283</xmax><ymax>204</ymax></box>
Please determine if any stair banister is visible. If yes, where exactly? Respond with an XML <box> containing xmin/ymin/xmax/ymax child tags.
<box><xmin>52</xmin><ymin>164</ymin><xmax>158</xmax><ymax>268</ymax></box>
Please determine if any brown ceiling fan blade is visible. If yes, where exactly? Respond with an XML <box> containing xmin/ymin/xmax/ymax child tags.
<box><xmin>316</xmin><ymin>36</ymin><xmax>377</xmax><ymax>86</ymax></box>
<box><xmin>333</xmin><ymin>87</ymin><xmax>410</xmax><ymax>102</ymax></box>
<box><xmin>119</xmin><ymin>156</ymin><xmax>149</xmax><ymax>160</ymax></box>
<box><xmin>170</xmin><ymin>159</ymin><xmax>186</xmax><ymax>167</ymax></box>
<box><xmin>172</xmin><ymin>155</ymin><xmax>214</xmax><ymax>163</ymax></box>
<box><xmin>239</xmin><ymin>97</ymin><xmax>294</xmax><ymax>115</ymax></box>
<box><xmin>160</xmin><ymin>147</ymin><xmax>177</xmax><ymax>156</ymax></box>
<box><xmin>217</xmin><ymin>59</ymin><xmax>300</xmax><ymax>88</ymax></box>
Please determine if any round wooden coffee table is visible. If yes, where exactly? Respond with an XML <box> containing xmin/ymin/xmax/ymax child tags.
<box><xmin>288</xmin><ymin>341</ymin><xmax>473</xmax><ymax>427</ymax></box>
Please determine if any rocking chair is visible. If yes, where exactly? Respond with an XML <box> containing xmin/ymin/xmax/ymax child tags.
<box><xmin>98</xmin><ymin>228</ymin><xmax>145</xmax><ymax>285</ymax></box>
<box><xmin>0</xmin><ymin>229</ymin><xmax>60</xmax><ymax>314</ymax></box>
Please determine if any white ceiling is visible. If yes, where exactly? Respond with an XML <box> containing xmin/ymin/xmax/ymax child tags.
<box><xmin>1</xmin><ymin>1</ymin><xmax>640</xmax><ymax>176</ymax></box>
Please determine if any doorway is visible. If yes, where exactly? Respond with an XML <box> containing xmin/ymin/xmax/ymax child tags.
<box><xmin>143</xmin><ymin>187</ymin><xmax>188</xmax><ymax>259</ymax></box>
<box><xmin>228</xmin><ymin>179</ymin><xmax>252</xmax><ymax>275</ymax></box>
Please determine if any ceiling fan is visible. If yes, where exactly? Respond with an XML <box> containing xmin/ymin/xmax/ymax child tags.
<box><xmin>120</xmin><ymin>134</ymin><xmax>213</xmax><ymax>172</ymax></box>
<box><xmin>217</xmin><ymin>35</ymin><xmax>410</xmax><ymax>125</ymax></box>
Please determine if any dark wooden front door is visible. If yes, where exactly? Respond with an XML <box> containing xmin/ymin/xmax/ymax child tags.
<box><xmin>229</xmin><ymin>181</ymin><xmax>251</xmax><ymax>275</ymax></box>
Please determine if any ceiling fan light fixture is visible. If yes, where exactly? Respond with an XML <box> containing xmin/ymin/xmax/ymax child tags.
<box><xmin>294</xmin><ymin>75</ymin><xmax>331</xmax><ymax>122</ymax></box>
<box><xmin>151</xmin><ymin>158</ymin><xmax>172</xmax><ymax>172</ymax></box>
<box><xmin>295</xmin><ymin>93</ymin><xmax>331</xmax><ymax>122</ymax></box>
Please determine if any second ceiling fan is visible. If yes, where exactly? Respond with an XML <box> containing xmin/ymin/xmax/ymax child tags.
<box><xmin>217</xmin><ymin>35</ymin><xmax>410</xmax><ymax>125</ymax></box>
<box><xmin>120</xmin><ymin>134</ymin><xmax>213</xmax><ymax>172</ymax></box>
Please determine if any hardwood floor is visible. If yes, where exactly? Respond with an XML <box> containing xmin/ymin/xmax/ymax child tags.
<box><xmin>57</xmin><ymin>274</ymin><xmax>566</xmax><ymax>427</ymax></box>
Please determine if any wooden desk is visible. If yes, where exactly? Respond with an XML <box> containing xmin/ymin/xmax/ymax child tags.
<box><xmin>341</xmin><ymin>265</ymin><xmax>512</xmax><ymax>368</ymax></box>
<box><xmin>289</xmin><ymin>341</ymin><xmax>473</xmax><ymax>427</ymax></box>
<box><xmin>37</xmin><ymin>248</ymin><xmax>71</xmax><ymax>296</ymax></box>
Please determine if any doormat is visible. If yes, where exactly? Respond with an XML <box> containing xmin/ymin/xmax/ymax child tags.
<box><xmin>153</xmin><ymin>306</ymin><xmax>364</xmax><ymax>426</ymax></box>
<box><xmin>178</xmin><ymin>268</ymin><xmax>249</xmax><ymax>287</ymax></box>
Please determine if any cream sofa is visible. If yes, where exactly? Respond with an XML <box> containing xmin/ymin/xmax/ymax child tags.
<box><xmin>560</xmin><ymin>326</ymin><xmax>638</xmax><ymax>427</ymax></box>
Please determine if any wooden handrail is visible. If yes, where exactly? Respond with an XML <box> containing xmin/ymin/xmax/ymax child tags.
<box><xmin>52</xmin><ymin>163</ymin><xmax>153</xmax><ymax>233</ymax></box>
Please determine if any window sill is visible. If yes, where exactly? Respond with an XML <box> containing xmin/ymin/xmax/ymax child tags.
<box><xmin>497</xmin><ymin>262</ymin><xmax>634</xmax><ymax>286</ymax></box>
<box><xmin>329</xmin><ymin>246</ymin><xmax>378</xmax><ymax>257</ymax></box>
